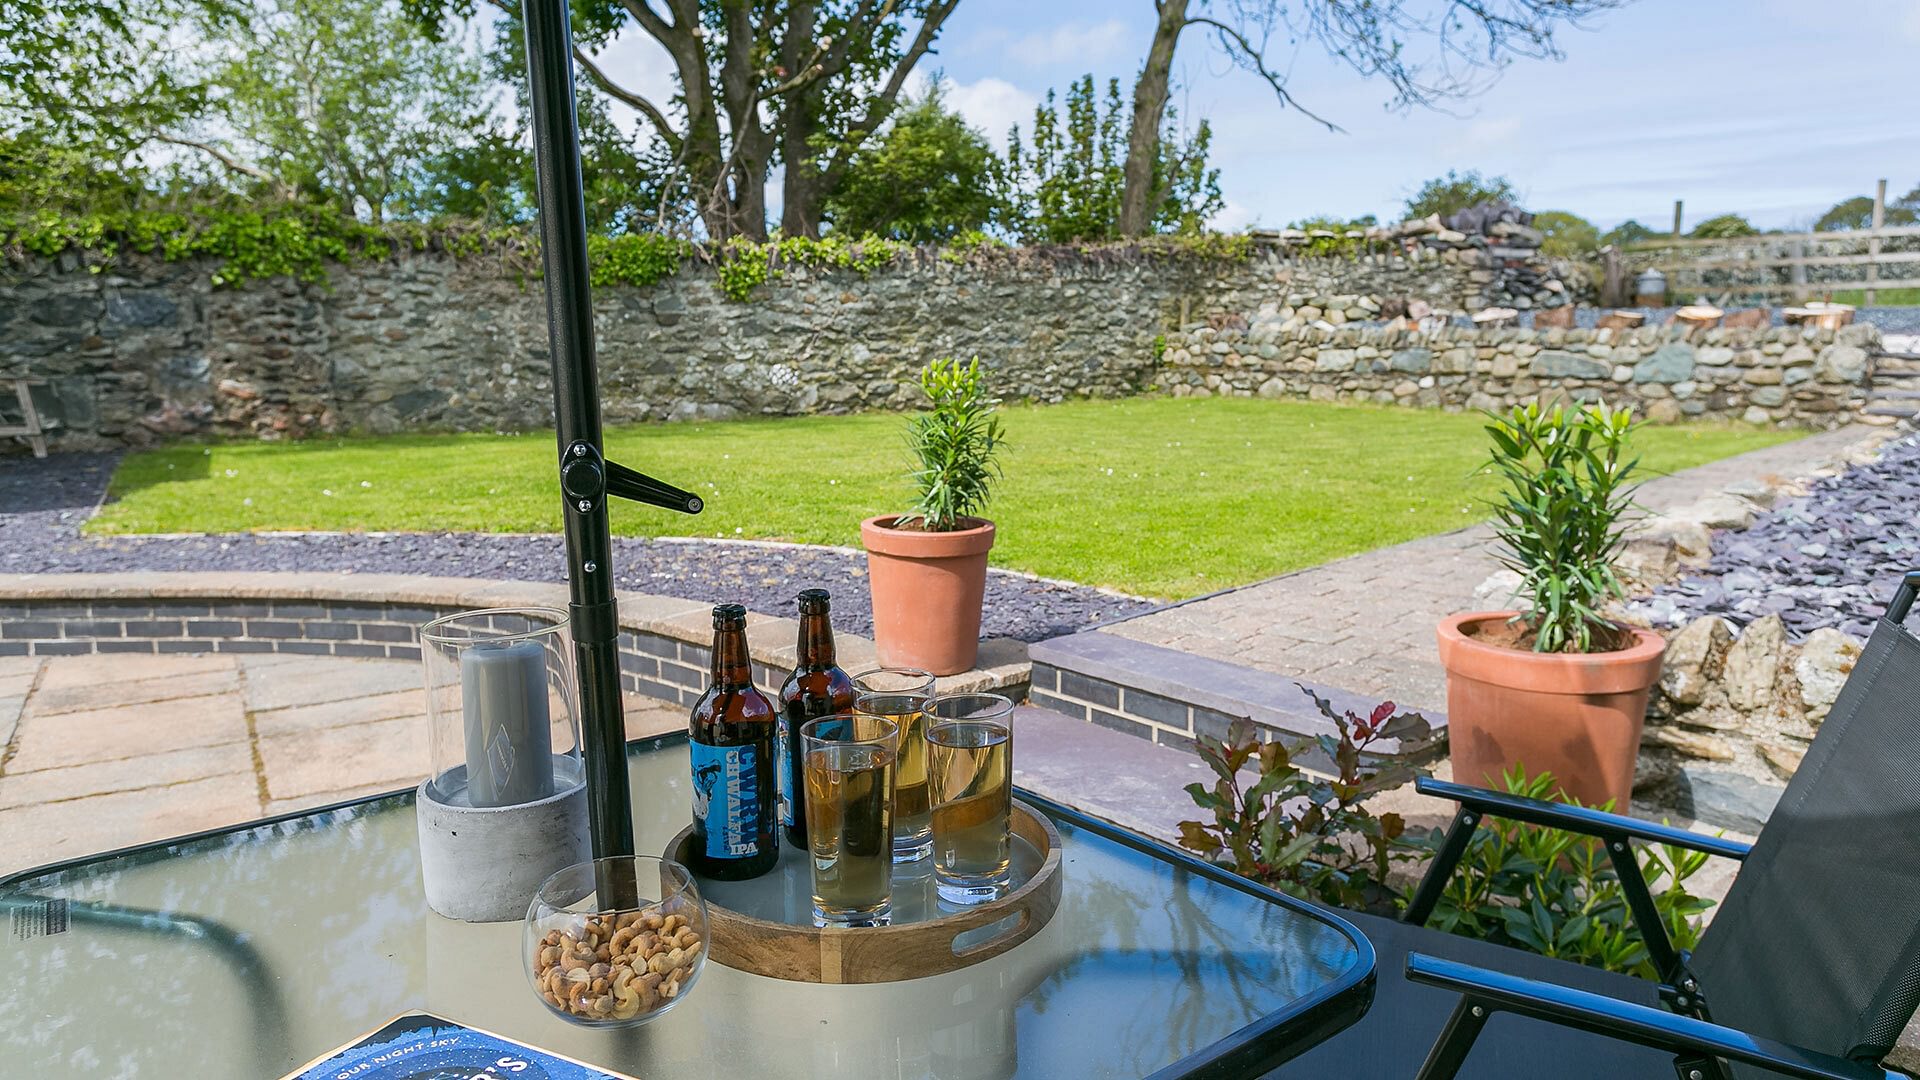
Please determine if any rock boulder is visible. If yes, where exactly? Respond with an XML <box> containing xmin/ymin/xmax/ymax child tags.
<box><xmin>1660</xmin><ymin>616</ymin><xmax>1734</xmax><ymax>706</ymax></box>
<box><xmin>1721</xmin><ymin>614</ymin><xmax>1786</xmax><ymax>712</ymax></box>
<box><xmin>1793</xmin><ymin>627</ymin><xmax>1864</xmax><ymax>717</ymax></box>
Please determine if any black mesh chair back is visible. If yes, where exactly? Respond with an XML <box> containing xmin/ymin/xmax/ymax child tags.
<box><xmin>1690</xmin><ymin>575</ymin><xmax>1920</xmax><ymax>1069</ymax></box>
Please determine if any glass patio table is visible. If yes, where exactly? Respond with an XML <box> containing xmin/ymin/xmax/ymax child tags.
<box><xmin>0</xmin><ymin>733</ymin><xmax>1373</xmax><ymax>1079</ymax></box>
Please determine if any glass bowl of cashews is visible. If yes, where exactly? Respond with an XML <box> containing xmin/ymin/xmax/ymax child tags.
<box><xmin>524</xmin><ymin>855</ymin><xmax>710</xmax><ymax>1027</ymax></box>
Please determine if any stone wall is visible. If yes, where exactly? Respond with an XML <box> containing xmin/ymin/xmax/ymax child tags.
<box><xmin>1160</xmin><ymin>318</ymin><xmax>1878</xmax><ymax>427</ymax></box>
<box><xmin>1</xmin><ymin>222</ymin><xmax>1560</xmax><ymax>451</ymax></box>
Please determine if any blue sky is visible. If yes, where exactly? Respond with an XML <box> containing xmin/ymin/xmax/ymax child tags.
<box><xmin>596</xmin><ymin>1</ymin><xmax>1920</xmax><ymax>231</ymax></box>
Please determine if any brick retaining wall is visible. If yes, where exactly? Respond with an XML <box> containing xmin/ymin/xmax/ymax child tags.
<box><xmin>0</xmin><ymin>573</ymin><xmax>1029</xmax><ymax>705</ymax></box>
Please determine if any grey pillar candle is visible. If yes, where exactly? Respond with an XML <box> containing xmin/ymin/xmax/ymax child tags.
<box><xmin>461</xmin><ymin>639</ymin><xmax>557</xmax><ymax>807</ymax></box>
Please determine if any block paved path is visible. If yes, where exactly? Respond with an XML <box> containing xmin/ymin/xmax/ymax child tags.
<box><xmin>0</xmin><ymin>652</ymin><xmax>683</xmax><ymax>877</ymax></box>
<box><xmin>1098</xmin><ymin>425</ymin><xmax>1889</xmax><ymax>712</ymax></box>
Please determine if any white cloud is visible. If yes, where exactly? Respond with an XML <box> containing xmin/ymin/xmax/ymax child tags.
<box><xmin>906</xmin><ymin>71</ymin><xmax>1040</xmax><ymax>148</ymax></box>
<box><xmin>1006</xmin><ymin>19</ymin><xmax>1133</xmax><ymax>68</ymax></box>
<box><xmin>1210</xmin><ymin>200</ymin><xmax>1258</xmax><ymax>231</ymax></box>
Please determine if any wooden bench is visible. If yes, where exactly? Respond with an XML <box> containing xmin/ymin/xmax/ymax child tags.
<box><xmin>2</xmin><ymin>378</ymin><xmax>48</xmax><ymax>457</ymax></box>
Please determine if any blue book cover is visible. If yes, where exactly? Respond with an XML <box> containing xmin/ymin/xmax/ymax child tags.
<box><xmin>282</xmin><ymin>1012</ymin><xmax>641</xmax><ymax>1080</ymax></box>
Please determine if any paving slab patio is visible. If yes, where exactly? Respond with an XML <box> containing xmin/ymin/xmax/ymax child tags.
<box><xmin>0</xmin><ymin>653</ymin><xmax>685</xmax><ymax>876</ymax></box>
<box><xmin>1098</xmin><ymin>425</ymin><xmax>1890</xmax><ymax>712</ymax></box>
<box><xmin>0</xmin><ymin>651</ymin><xmax>1482</xmax><ymax>877</ymax></box>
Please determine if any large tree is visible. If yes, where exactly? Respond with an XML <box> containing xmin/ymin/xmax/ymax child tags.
<box><xmin>1404</xmin><ymin>168</ymin><xmax>1519</xmax><ymax>218</ymax></box>
<box><xmin>1000</xmin><ymin>74</ymin><xmax>1220</xmax><ymax>244</ymax></box>
<box><xmin>412</xmin><ymin>0</ymin><xmax>960</xmax><ymax>241</ymax></box>
<box><xmin>6</xmin><ymin>0</ymin><xmax>499</xmax><ymax>221</ymax></box>
<box><xmin>1116</xmin><ymin>0</ymin><xmax>1626</xmax><ymax>236</ymax></box>
<box><xmin>196</xmin><ymin>0</ymin><xmax>496</xmax><ymax>221</ymax></box>
<box><xmin>1815</xmin><ymin>187</ymin><xmax>1920</xmax><ymax>232</ymax></box>
<box><xmin>824</xmin><ymin>83</ymin><xmax>997</xmax><ymax>241</ymax></box>
<box><xmin>1</xmin><ymin>0</ymin><xmax>219</xmax><ymax>177</ymax></box>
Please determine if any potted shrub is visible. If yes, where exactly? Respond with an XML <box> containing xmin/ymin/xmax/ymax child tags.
<box><xmin>861</xmin><ymin>357</ymin><xmax>1006</xmax><ymax>675</ymax></box>
<box><xmin>1436</xmin><ymin>401</ymin><xmax>1665</xmax><ymax>809</ymax></box>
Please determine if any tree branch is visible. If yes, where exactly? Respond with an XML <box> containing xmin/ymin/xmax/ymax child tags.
<box><xmin>479</xmin><ymin>0</ymin><xmax>680</xmax><ymax>148</ymax></box>
<box><xmin>621</xmin><ymin>0</ymin><xmax>676</xmax><ymax>42</ymax></box>
<box><xmin>572</xmin><ymin>45</ymin><xmax>680</xmax><ymax>149</ymax></box>
<box><xmin>820</xmin><ymin>0</ymin><xmax>957</xmax><ymax>185</ymax></box>
<box><xmin>757</xmin><ymin>40</ymin><xmax>833</xmax><ymax>100</ymax></box>
<box><xmin>148</xmin><ymin>132</ymin><xmax>287</xmax><ymax>188</ymax></box>
<box><xmin>1185</xmin><ymin>15</ymin><xmax>1346</xmax><ymax>134</ymax></box>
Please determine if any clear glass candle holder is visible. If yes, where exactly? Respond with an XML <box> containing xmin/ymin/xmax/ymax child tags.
<box><xmin>420</xmin><ymin>608</ymin><xmax>583</xmax><ymax>808</ymax></box>
<box><xmin>525</xmin><ymin>856</ymin><xmax>709</xmax><ymax>1027</ymax></box>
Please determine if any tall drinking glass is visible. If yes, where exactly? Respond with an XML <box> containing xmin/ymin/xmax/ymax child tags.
<box><xmin>800</xmin><ymin>715</ymin><xmax>898</xmax><ymax>927</ymax></box>
<box><xmin>852</xmin><ymin>667</ymin><xmax>937</xmax><ymax>862</ymax></box>
<box><xmin>927</xmin><ymin>693</ymin><xmax>1014</xmax><ymax>905</ymax></box>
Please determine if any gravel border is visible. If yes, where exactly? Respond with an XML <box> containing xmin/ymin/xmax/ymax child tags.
<box><xmin>0</xmin><ymin>452</ymin><xmax>1157</xmax><ymax>643</ymax></box>
<box><xmin>1634</xmin><ymin>433</ymin><xmax>1920</xmax><ymax>642</ymax></box>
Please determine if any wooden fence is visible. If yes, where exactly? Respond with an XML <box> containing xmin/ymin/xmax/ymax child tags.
<box><xmin>1601</xmin><ymin>181</ymin><xmax>1918</xmax><ymax>306</ymax></box>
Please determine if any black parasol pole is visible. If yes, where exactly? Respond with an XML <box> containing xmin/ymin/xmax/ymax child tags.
<box><xmin>520</xmin><ymin>0</ymin><xmax>702</xmax><ymax>866</ymax></box>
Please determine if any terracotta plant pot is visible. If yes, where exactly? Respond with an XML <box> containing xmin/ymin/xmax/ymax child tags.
<box><xmin>1436</xmin><ymin>613</ymin><xmax>1666</xmax><ymax>809</ymax></box>
<box><xmin>860</xmin><ymin>516</ymin><xmax>996</xmax><ymax>676</ymax></box>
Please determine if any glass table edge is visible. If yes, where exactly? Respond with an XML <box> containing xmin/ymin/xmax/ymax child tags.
<box><xmin>0</xmin><ymin>730</ymin><xmax>1379</xmax><ymax>1080</ymax></box>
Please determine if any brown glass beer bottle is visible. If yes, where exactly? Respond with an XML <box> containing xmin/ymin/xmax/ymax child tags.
<box><xmin>777</xmin><ymin>589</ymin><xmax>857</xmax><ymax>848</ymax></box>
<box><xmin>688</xmin><ymin>604</ymin><xmax>779</xmax><ymax>880</ymax></box>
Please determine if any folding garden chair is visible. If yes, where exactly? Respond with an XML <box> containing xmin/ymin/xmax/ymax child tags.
<box><xmin>1276</xmin><ymin>569</ymin><xmax>1920</xmax><ymax>1080</ymax></box>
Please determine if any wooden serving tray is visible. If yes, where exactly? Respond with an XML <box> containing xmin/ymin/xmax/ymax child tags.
<box><xmin>664</xmin><ymin>800</ymin><xmax>1063</xmax><ymax>984</ymax></box>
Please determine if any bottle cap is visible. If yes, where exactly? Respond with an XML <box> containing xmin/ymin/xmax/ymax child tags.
<box><xmin>797</xmin><ymin>589</ymin><xmax>831</xmax><ymax>612</ymax></box>
<box><xmin>711</xmin><ymin>603</ymin><xmax>747</xmax><ymax>625</ymax></box>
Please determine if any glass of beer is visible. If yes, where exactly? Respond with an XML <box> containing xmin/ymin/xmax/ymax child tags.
<box><xmin>927</xmin><ymin>693</ymin><xmax>1015</xmax><ymax>905</ymax></box>
<box><xmin>800</xmin><ymin>714</ymin><xmax>898</xmax><ymax>927</ymax></box>
<box><xmin>852</xmin><ymin>667</ymin><xmax>936</xmax><ymax>863</ymax></box>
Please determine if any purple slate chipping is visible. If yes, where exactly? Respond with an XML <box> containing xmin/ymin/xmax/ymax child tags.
<box><xmin>0</xmin><ymin>451</ymin><xmax>1156</xmax><ymax>644</ymax></box>
<box><xmin>1635</xmin><ymin>432</ymin><xmax>1920</xmax><ymax>643</ymax></box>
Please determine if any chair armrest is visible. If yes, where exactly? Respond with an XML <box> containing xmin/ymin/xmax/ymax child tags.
<box><xmin>1406</xmin><ymin>953</ymin><xmax>1897</xmax><ymax>1080</ymax></box>
<box><xmin>1414</xmin><ymin>776</ymin><xmax>1752</xmax><ymax>861</ymax></box>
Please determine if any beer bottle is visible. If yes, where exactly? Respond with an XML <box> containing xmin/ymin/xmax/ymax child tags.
<box><xmin>688</xmin><ymin>604</ymin><xmax>779</xmax><ymax>880</ymax></box>
<box><xmin>777</xmin><ymin>589</ymin><xmax>857</xmax><ymax>848</ymax></box>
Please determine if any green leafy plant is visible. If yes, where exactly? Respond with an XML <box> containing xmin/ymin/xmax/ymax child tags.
<box><xmin>711</xmin><ymin>233</ymin><xmax>911</xmax><ymax>301</ymax></box>
<box><xmin>935</xmin><ymin>229</ymin><xmax>1006</xmax><ymax>264</ymax></box>
<box><xmin>1405</xmin><ymin>169</ymin><xmax>1519</xmax><ymax>219</ymax></box>
<box><xmin>1135</xmin><ymin>232</ymin><xmax>1254</xmax><ymax>261</ymax></box>
<box><xmin>714</xmin><ymin>236</ymin><xmax>775</xmax><ymax>300</ymax></box>
<box><xmin>1178</xmin><ymin>688</ymin><xmax>1431</xmax><ymax>909</ymax></box>
<box><xmin>998</xmin><ymin>74</ymin><xmax>1222</xmax><ymax>244</ymax></box>
<box><xmin>586</xmin><ymin>232</ymin><xmax>691</xmax><ymax>288</ymax></box>
<box><xmin>1484</xmin><ymin>400</ymin><xmax>1642</xmax><ymax>654</ymax></box>
<box><xmin>900</xmin><ymin>358</ymin><xmax>1006</xmax><ymax>532</ymax></box>
<box><xmin>1532</xmin><ymin>210</ymin><xmax>1601</xmax><ymax>258</ymax></box>
<box><xmin>1689</xmin><ymin>213</ymin><xmax>1758</xmax><ymax>239</ymax></box>
<box><xmin>1286</xmin><ymin>214</ymin><xmax>1380</xmax><ymax>257</ymax></box>
<box><xmin>1399</xmin><ymin>767</ymin><xmax>1715</xmax><ymax>980</ymax></box>
<box><xmin>1602</xmin><ymin>219</ymin><xmax>1658</xmax><ymax>248</ymax></box>
<box><xmin>825</xmin><ymin>84</ymin><xmax>1000</xmax><ymax>243</ymax></box>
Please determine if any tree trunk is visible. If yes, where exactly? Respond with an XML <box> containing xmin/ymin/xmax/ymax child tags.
<box><xmin>778</xmin><ymin>2</ymin><xmax>825</xmax><ymax>238</ymax></box>
<box><xmin>781</xmin><ymin>153</ymin><xmax>828</xmax><ymax>238</ymax></box>
<box><xmin>780</xmin><ymin>82</ymin><xmax>835</xmax><ymax>238</ymax></box>
<box><xmin>703</xmin><ymin>2</ymin><xmax>773</xmax><ymax>241</ymax></box>
<box><xmin>1118</xmin><ymin>0</ymin><xmax>1189</xmax><ymax>238</ymax></box>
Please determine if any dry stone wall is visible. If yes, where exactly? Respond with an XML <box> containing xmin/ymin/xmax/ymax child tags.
<box><xmin>3</xmin><ymin>226</ymin><xmax>1554</xmax><ymax>451</ymax></box>
<box><xmin>1159</xmin><ymin>318</ymin><xmax>1877</xmax><ymax>427</ymax></box>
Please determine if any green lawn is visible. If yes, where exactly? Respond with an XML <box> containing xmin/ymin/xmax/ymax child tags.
<box><xmin>1824</xmin><ymin>287</ymin><xmax>1920</xmax><ymax>307</ymax></box>
<box><xmin>93</xmin><ymin>398</ymin><xmax>1797</xmax><ymax>598</ymax></box>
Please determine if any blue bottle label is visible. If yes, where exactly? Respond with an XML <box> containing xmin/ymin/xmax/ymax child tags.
<box><xmin>690</xmin><ymin>740</ymin><xmax>761</xmax><ymax>859</ymax></box>
<box><xmin>776</xmin><ymin>712</ymin><xmax>794</xmax><ymax>829</ymax></box>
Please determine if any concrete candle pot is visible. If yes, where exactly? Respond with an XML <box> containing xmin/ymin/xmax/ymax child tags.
<box><xmin>416</xmin><ymin>608</ymin><xmax>590</xmax><ymax>922</ymax></box>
